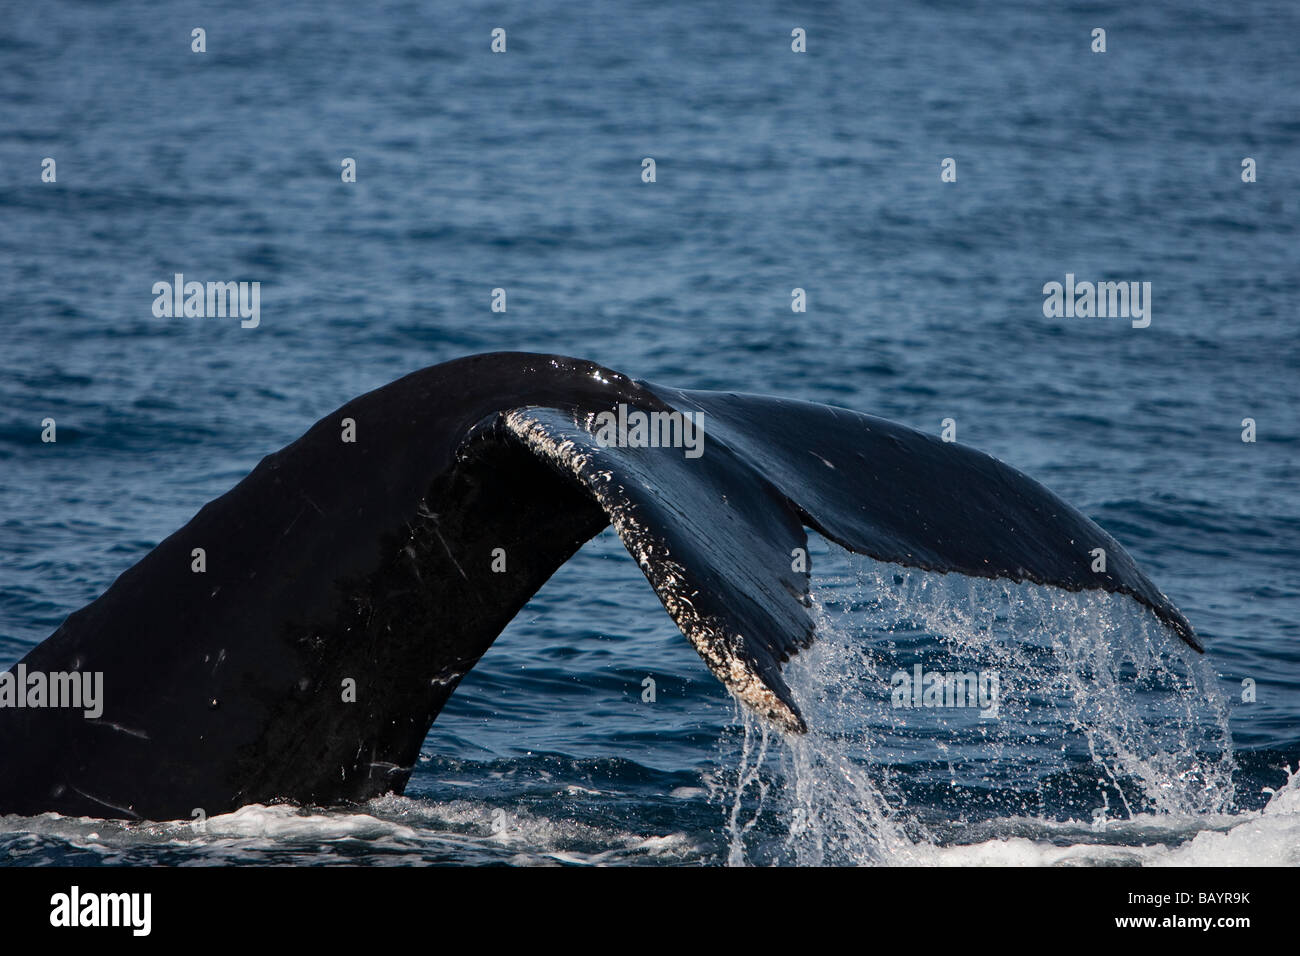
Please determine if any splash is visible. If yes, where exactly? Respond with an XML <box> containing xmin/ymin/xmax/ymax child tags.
<box><xmin>720</xmin><ymin>543</ymin><xmax>1238</xmax><ymax>865</ymax></box>
<box><xmin>721</xmin><ymin>708</ymin><xmax>773</xmax><ymax>866</ymax></box>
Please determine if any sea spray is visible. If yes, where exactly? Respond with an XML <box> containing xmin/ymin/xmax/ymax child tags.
<box><xmin>778</xmin><ymin>654</ymin><xmax>915</xmax><ymax>865</ymax></box>
<box><xmin>717</xmin><ymin>540</ymin><xmax>1238</xmax><ymax>864</ymax></box>
<box><xmin>722</xmin><ymin>708</ymin><xmax>772</xmax><ymax>866</ymax></box>
<box><xmin>813</xmin><ymin>549</ymin><xmax>1233</xmax><ymax>813</ymax></box>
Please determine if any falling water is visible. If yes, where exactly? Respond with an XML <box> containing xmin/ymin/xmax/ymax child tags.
<box><xmin>719</xmin><ymin>542</ymin><xmax>1240</xmax><ymax>865</ymax></box>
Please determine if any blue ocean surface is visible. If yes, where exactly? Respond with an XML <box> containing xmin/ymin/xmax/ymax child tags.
<box><xmin>0</xmin><ymin>0</ymin><xmax>1297</xmax><ymax>864</ymax></box>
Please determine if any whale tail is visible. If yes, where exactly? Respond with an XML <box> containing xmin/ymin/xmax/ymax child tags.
<box><xmin>0</xmin><ymin>353</ymin><xmax>1198</xmax><ymax>819</ymax></box>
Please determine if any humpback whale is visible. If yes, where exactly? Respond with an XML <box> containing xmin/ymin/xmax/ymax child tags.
<box><xmin>0</xmin><ymin>352</ymin><xmax>1199</xmax><ymax>821</ymax></box>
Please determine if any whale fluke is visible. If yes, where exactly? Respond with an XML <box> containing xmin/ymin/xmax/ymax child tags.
<box><xmin>0</xmin><ymin>353</ymin><xmax>1198</xmax><ymax>820</ymax></box>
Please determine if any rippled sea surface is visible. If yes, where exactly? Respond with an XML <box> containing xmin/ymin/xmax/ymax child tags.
<box><xmin>1</xmin><ymin>0</ymin><xmax>1297</xmax><ymax>865</ymax></box>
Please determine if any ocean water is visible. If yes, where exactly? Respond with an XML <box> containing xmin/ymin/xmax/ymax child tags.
<box><xmin>0</xmin><ymin>0</ymin><xmax>1297</xmax><ymax>865</ymax></box>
